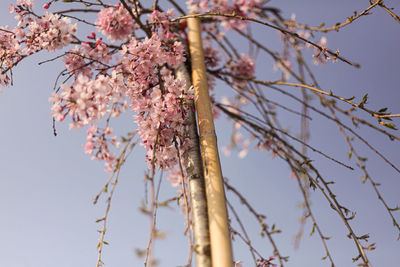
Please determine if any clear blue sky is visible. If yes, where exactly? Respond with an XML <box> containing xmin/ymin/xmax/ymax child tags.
<box><xmin>0</xmin><ymin>1</ymin><xmax>399</xmax><ymax>266</ymax></box>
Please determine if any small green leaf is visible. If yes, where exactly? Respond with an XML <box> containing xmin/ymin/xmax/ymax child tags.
<box><xmin>382</xmin><ymin>122</ymin><xmax>397</xmax><ymax>130</ymax></box>
<box><xmin>389</xmin><ymin>205</ymin><xmax>400</xmax><ymax>212</ymax></box>
<box><xmin>360</xmin><ymin>176</ymin><xmax>367</xmax><ymax>183</ymax></box>
<box><xmin>364</xmin><ymin>243</ymin><xmax>376</xmax><ymax>251</ymax></box>
<box><xmin>358</xmin><ymin>234</ymin><xmax>369</xmax><ymax>241</ymax></box>
<box><xmin>348</xmin><ymin>150</ymin><xmax>352</xmax><ymax>159</ymax></box>
<box><xmin>309</xmin><ymin>180</ymin><xmax>316</xmax><ymax>190</ymax></box>
<box><xmin>310</xmin><ymin>223</ymin><xmax>316</xmax><ymax>236</ymax></box>
<box><xmin>378</xmin><ymin>107</ymin><xmax>388</xmax><ymax>113</ymax></box>
<box><xmin>358</xmin><ymin>93</ymin><xmax>368</xmax><ymax>108</ymax></box>
<box><xmin>301</xmin><ymin>159</ymin><xmax>313</xmax><ymax>166</ymax></box>
<box><xmin>351</xmin><ymin>118</ymin><xmax>359</xmax><ymax>127</ymax></box>
<box><xmin>352</xmin><ymin>254</ymin><xmax>361</xmax><ymax>262</ymax></box>
<box><xmin>103</xmin><ymin>241</ymin><xmax>109</xmax><ymax>245</ymax></box>
<box><xmin>346</xmin><ymin>212</ymin><xmax>356</xmax><ymax>220</ymax></box>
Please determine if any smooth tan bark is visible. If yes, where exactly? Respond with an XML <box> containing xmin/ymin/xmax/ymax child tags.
<box><xmin>187</xmin><ymin>16</ymin><xmax>233</xmax><ymax>267</ymax></box>
<box><xmin>175</xmin><ymin>63</ymin><xmax>211</xmax><ymax>267</ymax></box>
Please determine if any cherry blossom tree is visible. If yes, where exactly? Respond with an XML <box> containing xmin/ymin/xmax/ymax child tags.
<box><xmin>1</xmin><ymin>0</ymin><xmax>399</xmax><ymax>266</ymax></box>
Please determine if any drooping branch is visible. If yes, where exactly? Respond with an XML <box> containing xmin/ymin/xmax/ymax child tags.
<box><xmin>172</xmin><ymin>13</ymin><xmax>359</xmax><ymax>67</ymax></box>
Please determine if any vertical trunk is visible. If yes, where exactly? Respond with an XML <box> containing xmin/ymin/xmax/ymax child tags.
<box><xmin>187</xmin><ymin>16</ymin><xmax>234</xmax><ymax>267</ymax></box>
<box><xmin>175</xmin><ymin>63</ymin><xmax>212</xmax><ymax>267</ymax></box>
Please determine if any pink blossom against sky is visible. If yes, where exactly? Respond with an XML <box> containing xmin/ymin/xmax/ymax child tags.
<box><xmin>0</xmin><ymin>1</ymin><xmax>399</xmax><ymax>267</ymax></box>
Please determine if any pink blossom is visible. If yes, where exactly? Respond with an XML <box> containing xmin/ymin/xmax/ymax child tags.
<box><xmin>84</xmin><ymin>125</ymin><xmax>119</xmax><ymax>172</ymax></box>
<box><xmin>222</xmin><ymin>146</ymin><xmax>232</xmax><ymax>157</ymax></box>
<box><xmin>9</xmin><ymin>5</ymin><xmax>15</xmax><ymax>13</ymax></box>
<box><xmin>16</xmin><ymin>0</ymin><xmax>34</xmax><ymax>9</ymax></box>
<box><xmin>235</xmin><ymin>0</ymin><xmax>262</xmax><ymax>16</ymax></box>
<box><xmin>256</xmin><ymin>256</ymin><xmax>277</xmax><ymax>267</ymax></box>
<box><xmin>167</xmin><ymin>167</ymin><xmax>184</xmax><ymax>187</ymax></box>
<box><xmin>49</xmin><ymin>72</ymin><xmax>126</xmax><ymax>129</ymax></box>
<box><xmin>186</xmin><ymin>0</ymin><xmax>209</xmax><ymax>13</ymax></box>
<box><xmin>63</xmin><ymin>37</ymin><xmax>112</xmax><ymax>79</ymax></box>
<box><xmin>118</xmin><ymin>32</ymin><xmax>190</xmax><ymax>170</ymax></box>
<box><xmin>312</xmin><ymin>37</ymin><xmax>337</xmax><ymax>65</ymax></box>
<box><xmin>228</xmin><ymin>54</ymin><xmax>255</xmax><ymax>88</ymax></box>
<box><xmin>273</xmin><ymin>59</ymin><xmax>292</xmax><ymax>80</ymax></box>
<box><xmin>25</xmin><ymin>13</ymin><xmax>77</xmax><ymax>54</ymax></box>
<box><xmin>96</xmin><ymin>5</ymin><xmax>136</xmax><ymax>41</ymax></box>
<box><xmin>50</xmin><ymin>10</ymin><xmax>190</xmax><ymax>172</ymax></box>
<box><xmin>204</xmin><ymin>45</ymin><xmax>221</xmax><ymax>68</ymax></box>
<box><xmin>0</xmin><ymin>26</ymin><xmax>23</xmax><ymax>89</ymax></box>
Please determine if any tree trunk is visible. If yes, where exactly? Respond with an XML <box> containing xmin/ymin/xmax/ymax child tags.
<box><xmin>187</xmin><ymin>16</ymin><xmax>234</xmax><ymax>267</ymax></box>
<box><xmin>175</xmin><ymin>63</ymin><xmax>212</xmax><ymax>267</ymax></box>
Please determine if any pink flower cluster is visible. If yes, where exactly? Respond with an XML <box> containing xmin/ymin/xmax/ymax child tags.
<box><xmin>148</xmin><ymin>9</ymin><xmax>177</xmax><ymax>40</ymax></box>
<box><xmin>3</xmin><ymin>2</ymin><xmax>76</xmax><ymax>88</ymax></box>
<box><xmin>0</xmin><ymin>26</ymin><xmax>23</xmax><ymax>89</ymax></box>
<box><xmin>4</xmin><ymin>1</ymin><xmax>78</xmax><ymax>89</ymax></box>
<box><xmin>96</xmin><ymin>4</ymin><xmax>137</xmax><ymax>41</ymax></box>
<box><xmin>280</xmin><ymin>15</ymin><xmax>336</xmax><ymax>69</ymax></box>
<box><xmin>49</xmin><ymin>72</ymin><xmax>126</xmax><ymax>130</ymax></box>
<box><xmin>273</xmin><ymin>59</ymin><xmax>292</xmax><ymax>80</ymax></box>
<box><xmin>84</xmin><ymin>126</ymin><xmax>120</xmax><ymax>172</ymax></box>
<box><xmin>228</xmin><ymin>54</ymin><xmax>255</xmax><ymax>88</ymax></box>
<box><xmin>10</xmin><ymin>1</ymin><xmax>33</xmax><ymax>27</ymax></box>
<box><xmin>219</xmin><ymin>98</ymin><xmax>253</xmax><ymax>159</ymax></box>
<box><xmin>63</xmin><ymin>37</ymin><xmax>112</xmax><ymax>79</ymax></box>
<box><xmin>235</xmin><ymin>256</ymin><xmax>276</xmax><ymax>267</ymax></box>
<box><xmin>50</xmin><ymin>71</ymin><xmax>127</xmax><ymax>171</ymax></box>
<box><xmin>16</xmin><ymin>0</ymin><xmax>33</xmax><ymax>9</ymax></box>
<box><xmin>204</xmin><ymin>45</ymin><xmax>221</xmax><ymax>68</ymax></box>
<box><xmin>116</xmin><ymin>11</ymin><xmax>192</xmax><ymax>170</ymax></box>
<box><xmin>223</xmin><ymin>131</ymin><xmax>251</xmax><ymax>158</ymax></box>
<box><xmin>120</xmin><ymin>33</ymin><xmax>185</xmax><ymax>78</ymax></box>
<box><xmin>52</xmin><ymin>10</ymin><xmax>192</xmax><ymax>171</ymax></box>
<box><xmin>25</xmin><ymin>12</ymin><xmax>77</xmax><ymax>54</ymax></box>
<box><xmin>256</xmin><ymin>256</ymin><xmax>277</xmax><ymax>267</ymax></box>
<box><xmin>312</xmin><ymin>36</ymin><xmax>337</xmax><ymax>65</ymax></box>
<box><xmin>167</xmin><ymin>167</ymin><xmax>190</xmax><ymax>214</ymax></box>
<box><xmin>167</xmin><ymin>167</ymin><xmax>185</xmax><ymax>187</ymax></box>
<box><xmin>138</xmin><ymin>72</ymin><xmax>193</xmax><ymax>170</ymax></box>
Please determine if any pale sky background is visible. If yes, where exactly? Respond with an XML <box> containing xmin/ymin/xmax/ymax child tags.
<box><xmin>0</xmin><ymin>1</ymin><xmax>399</xmax><ymax>267</ymax></box>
